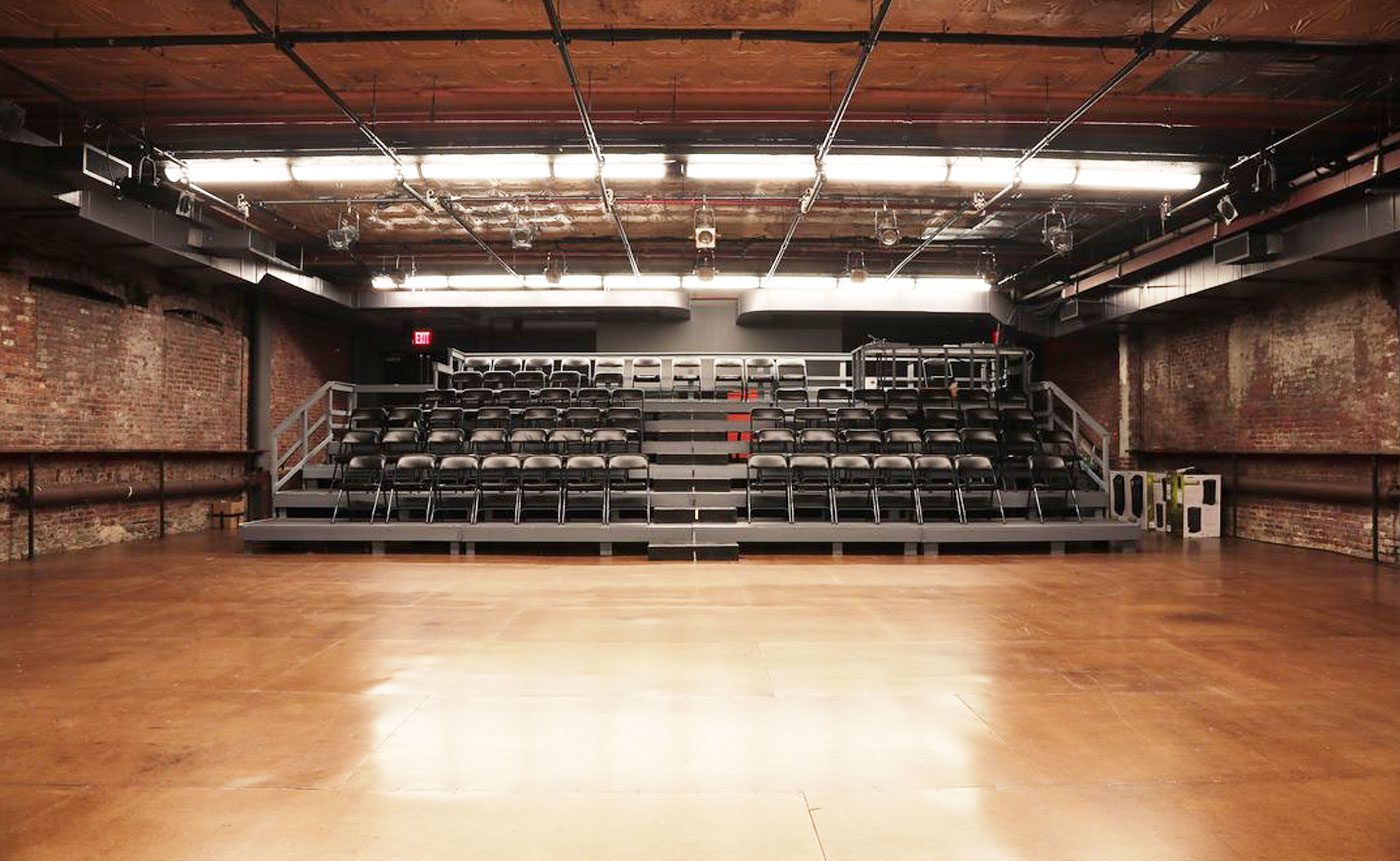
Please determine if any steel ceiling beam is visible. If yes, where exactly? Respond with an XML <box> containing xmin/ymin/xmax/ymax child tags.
<box><xmin>0</xmin><ymin>28</ymin><xmax>1393</xmax><ymax>56</ymax></box>
<box><xmin>225</xmin><ymin>0</ymin><xmax>524</xmax><ymax>283</ymax></box>
<box><xmin>766</xmin><ymin>0</ymin><xmax>895</xmax><ymax>278</ymax></box>
<box><xmin>887</xmin><ymin>0</ymin><xmax>1217</xmax><ymax>281</ymax></box>
<box><xmin>539</xmin><ymin>0</ymin><xmax>640</xmax><ymax>278</ymax></box>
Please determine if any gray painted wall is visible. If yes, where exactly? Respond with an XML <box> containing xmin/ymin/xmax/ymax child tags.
<box><xmin>595</xmin><ymin>299</ymin><xmax>842</xmax><ymax>353</ymax></box>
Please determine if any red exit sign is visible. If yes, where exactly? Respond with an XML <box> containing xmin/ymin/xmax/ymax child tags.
<box><xmin>411</xmin><ymin>329</ymin><xmax>433</xmax><ymax>347</ymax></box>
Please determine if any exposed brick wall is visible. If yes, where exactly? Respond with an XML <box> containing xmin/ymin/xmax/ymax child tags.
<box><xmin>266</xmin><ymin>301</ymin><xmax>352</xmax><ymax>485</ymax></box>
<box><xmin>1038</xmin><ymin>330</ymin><xmax>1124</xmax><ymax>464</ymax></box>
<box><xmin>0</xmin><ymin>242</ymin><xmax>251</xmax><ymax>563</ymax></box>
<box><xmin>1045</xmin><ymin>268</ymin><xmax>1400</xmax><ymax>561</ymax></box>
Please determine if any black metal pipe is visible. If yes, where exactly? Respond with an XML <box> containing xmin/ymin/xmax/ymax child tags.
<box><xmin>26</xmin><ymin>452</ymin><xmax>35</xmax><ymax>561</ymax></box>
<box><xmin>768</xmin><ymin>0</ymin><xmax>895</xmax><ymax>278</ymax></box>
<box><xmin>225</xmin><ymin>0</ymin><xmax>524</xmax><ymax>283</ymax></box>
<box><xmin>158</xmin><ymin>453</ymin><xmax>167</xmax><ymax>538</ymax></box>
<box><xmin>1372</xmin><ymin>455</ymin><xmax>1381</xmax><ymax>563</ymax></box>
<box><xmin>887</xmin><ymin>0</ymin><xmax>1217</xmax><ymax>280</ymax></box>
<box><xmin>539</xmin><ymin>0</ymin><xmax>640</xmax><ymax>278</ymax></box>
<box><xmin>17</xmin><ymin>476</ymin><xmax>255</xmax><ymax>509</ymax></box>
<box><xmin>0</xmin><ymin>28</ymin><xmax>1393</xmax><ymax>56</ymax></box>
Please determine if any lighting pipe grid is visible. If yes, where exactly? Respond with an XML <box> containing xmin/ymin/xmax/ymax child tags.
<box><xmin>226</xmin><ymin>0</ymin><xmax>526</xmax><ymax>285</ymax></box>
<box><xmin>0</xmin><ymin>28</ymin><xmax>1392</xmax><ymax>56</ymax></box>
<box><xmin>1007</xmin><ymin>76</ymin><xmax>1400</xmax><ymax>297</ymax></box>
<box><xmin>539</xmin><ymin>0</ymin><xmax>641</xmax><ymax>281</ymax></box>
<box><xmin>0</xmin><ymin>53</ymin><xmax>317</xmax><ymax>243</ymax></box>
<box><xmin>766</xmin><ymin>0</ymin><xmax>895</xmax><ymax>278</ymax></box>
<box><xmin>885</xmin><ymin>0</ymin><xmax>1217</xmax><ymax>282</ymax></box>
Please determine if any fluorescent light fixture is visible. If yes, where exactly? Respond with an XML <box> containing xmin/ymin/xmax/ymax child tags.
<box><xmin>523</xmin><ymin>274</ymin><xmax>604</xmax><ymax>290</ymax></box>
<box><xmin>915</xmin><ymin>276</ymin><xmax>993</xmax><ymax>293</ymax></box>
<box><xmin>601</xmin><ymin>274</ymin><xmax>683</xmax><ymax>290</ymax></box>
<box><xmin>1020</xmin><ymin>158</ymin><xmax>1079</xmax><ymax>186</ymax></box>
<box><xmin>948</xmin><ymin>157</ymin><xmax>1015</xmax><ymax>186</ymax></box>
<box><xmin>1075</xmin><ymin>162</ymin><xmax>1201</xmax><ymax>191</ymax></box>
<box><xmin>761</xmin><ymin>275</ymin><xmax>839</xmax><ymax>290</ymax></box>
<box><xmin>680</xmin><ymin>274</ymin><xmax>761</xmax><ymax>291</ymax></box>
<box><xmin>290</xmin><ymin>156</ymin><xmax>405</xmax><ymax>183</ymax></box>
<box><xmin>449</xmin><ymin>274</ymin><xmax>522</xmax><ymax>290</ymax></box>
<box><xmin>685</xmin><ymin>154</ymin><xmax>816</xmax><ymax>182</ymax></box>
<box><xmin>419</xmin><ymin>153</ymin><xmax>550</xmax><ymax>181</ymax></box>
<box><xmin>402</xmin><ymin>275</ymin><xmax>451</xmax><ymax>290</ymax></box>
<box><xmin>554</xmin><ymin>153</ymin><xmax>669</xmax><ymax>181</ymax></box>
<box><xmin>822</xmin><ymin>155</ymin><xmax>948</xmax><ymax>184</ymax></box>
<box><xmin>166</xmin><ymin>157</ymin><xmax>292</xmax><ymax>184</ymax></box>
<box><xmin>370</xmin><ymin>274</ymin><xmax>398</xmax><ymax>291</ymax></box>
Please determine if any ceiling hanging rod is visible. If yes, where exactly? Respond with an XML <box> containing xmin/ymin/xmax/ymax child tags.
<box><xmin>885</xmin><ymin>0</ymin><xmax>1217</xmax><ymax>281</ymax></box>
<box><xmin>0</xmin><ymin>28</ymin><xmax>1392</xmax><ymax>56</ymax></box>
<box><xmin>539</xmin><ymin>0</ymin><xmax>641</xmax><ymax>279</ymax></box>
<box><xmin>766</xmin><ymin>0</ymin><xmax>895</xmax><ymax>279</ymax></box>
<box><xmin>226</xmin><ymin>0</ymin><xmax>524</xmax><ymax>283</ymax></box>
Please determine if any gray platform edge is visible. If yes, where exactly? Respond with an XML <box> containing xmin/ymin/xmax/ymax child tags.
<box><xmin>241</xmin><ymin>518</ymin><xmax>1140</xmax><ymax>546</ymax></box>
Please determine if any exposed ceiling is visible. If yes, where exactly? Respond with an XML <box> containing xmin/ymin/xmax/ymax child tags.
<box><xmin>0</xmin><ymin>0</ymin><xmax>1397</xmax><ymax>295</ymax></box>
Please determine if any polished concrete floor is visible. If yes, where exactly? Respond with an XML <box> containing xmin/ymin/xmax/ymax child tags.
<box><xmin>1</xmin><ymin>534</ymin><xmax>1397</xmax><ymax>860</ymax></box>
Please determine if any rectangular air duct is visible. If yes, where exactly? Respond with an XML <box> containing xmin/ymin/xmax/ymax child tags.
<box><xmin>187</xmin><ymin>225</ymin><xmax>281</xmax><ymax>264</ymax></box>
<box><xmin>1212</xmin><ymin>231</ymin><xmax>1279</xmax><ymax>265</ymax></box>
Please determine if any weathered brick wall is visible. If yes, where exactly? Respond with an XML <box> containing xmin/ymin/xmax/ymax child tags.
<box><xmin>266</xmin><ymin>301</ymin><xmax>352</xmax><ymax>484</ymax></box>
<box><xmin>1043</xmin><ymin>269</ymin><xmax>1400</xmax><ymax>561</ymax></box>
<box><xmin>1038</xmin><ymin>329</ymin><xmax>1124</xmax><ymax>464</ymax></box>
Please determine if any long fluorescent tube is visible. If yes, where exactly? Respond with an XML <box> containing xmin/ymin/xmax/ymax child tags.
<box><xmin>420</xmin><ymin>154</ymin><xmax>551</xmax><ymax>181</ymax></box>
<box><xmin>1021</xmin><ymin>159</ymin><xmax>1079</xmax><ymax>186</ymax></box>
<box><xmin>554</xmin><ymin>154</ymin><xmax>669</xmax><ymax>181</ymax></box>
<box><xmin>685</xmin><ymin>154</ymin><xmax>816</xmax><ymax>182</ymax></box>
<box><xmin>915</xmin><ymin>276</ymin><xmax>993</xmax><ymax>293</ymax></box>
<box><xmin>822</xmin><ymin>155</ymin><xmax>948</xmax><ymax>184</ymax></box>
<box><xmin>680</xmin><ymin>274</ymin><xmax>762</xmax><ymax>291</ymax></box>
<box><xmin>523</xmin><ymin>274</ymin><xmax>604</xmax><ymax>289</ymax></box>
<box><xmin>601</xmin><ymin>274</ymin><xmax>683</xmax><ymax>290</ymax></box>
<box><xmin>761</xmin><ymin>275</ymin><xmax>840</xmax><ymax>290</ymax></box>
<box><xmin>165</xmin><ymin>157</ymin><xmax>292</xmax><ymax>184</ymax></box>
<box><xmin>948</xmin><ymin>157</ymin><xmax>1015</xmax><ymax>186</ymax></box>
<box><xmin>290</xmin><ymin>156</ymin><xmax>405</xmax><ymax>182</ymax></box>
<box><xmin>1076</xmin><ymin>162</ymin><xmax>1201</xmax><ymax>191</ymax></box>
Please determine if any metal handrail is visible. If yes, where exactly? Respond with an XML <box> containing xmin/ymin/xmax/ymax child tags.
<box><xmin>272</xmin><ymin>381</ymin><xmax>355</xmax><ymax>491</ymax></box>
<box><xmin>1029</xmin><ymin>380</ymin><xmax>1110</xmax><ymax>490</ymax></box>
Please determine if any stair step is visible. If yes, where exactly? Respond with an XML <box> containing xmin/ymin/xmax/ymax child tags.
<box><xmin>647</xmin><ymin>542</ymin><xmax>741</xmax><ymax>561</ymax></box>
<box><xmin>651</xmin><ymin>507</ymin><xmax>739</xmax><ymax>524</ymax></box>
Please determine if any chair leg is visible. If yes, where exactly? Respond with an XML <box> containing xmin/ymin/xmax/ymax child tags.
<box><xmin>786</xmin><ymin>482</ymin><xmax>795</xmax><ymax>524</ymax></box>
<box><xmin>746</xmin><ymin>482</ymin><xmax>753</xmax><ymax>523</ymax></box>
<box><xmin>471</xmin><ymin>488</ymin><xmax>481</xmax><ymax>524</ymax></box>
<box><xmin>603</xmin><ymin>485</ymin><xmax>611</xmax><ymax>525</ymax></box>
<box><xmin>514</xmin><ymin>486</ymin><xmax>523</xmax><ymax>524</ymax></box>
<box><xmin>872</xmin><ymin>486</ymin><xmax>881</xmax><ymax>525</ymax></box>
<box><xmin>830</xmin><ymin>486</ymin><xmax>839</xmax><ymax>524</ymax></box>
<box><xmin>955</xmin><ymin>488</ymin><xmax>967</xmax><ymax>524</ymax></box>
<box><xmin>1032</xmin><ymin>486</ymin><xmax>1045</xmax><ymax>522</ymax></box>
<box><xmin>369</xmin><ymin>487</ymin><xmax>382</xmax><ymax>522</ymax></box>
<box><xmin>994</xmin><ymin>489</ymin><xmax>1007</xmax><ymax>523</ymax></box>
<box><xmin>331</xmin><ymin>488</ymin><xmax>344</xmax><ymax>523</ymax></box>
<box><xmin>1070</xmin><ymin>488</ymin><xmax>1082</xmax><ymax>522</ymax></box>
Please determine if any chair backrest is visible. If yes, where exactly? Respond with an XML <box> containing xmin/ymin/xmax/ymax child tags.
<box><xmin>561</xmin><ymin>357</ymin><xmax>592</xmax><ymax>375</ymax></box>
<box><xmin>349</xmin><ymin>408</ymin><xmax>386</xmax><ymax>428</ymax></box>
<box><xmin>798</xmin><ymin>428</ymin><xmax>838</xmax><ymax>452</ymax></box>
<box><xmin>480</xmin><ymin>454</ymin><xmax>521</xmax><ymax>471</ymax></box>
<box><xmin>482</xmin><ymin>370</ymin><xmax>515</xmax><ymax>389</ymax></box>
<box><xmin>672</xmin><ymin>357</ymin><xmax>702</xmax><ymax>380</ymax></box>
<box><xmin>381</xmin><ymin>429</ymin><xmax>419</xmax><ymax>451</ymax></box>
<box><xmin>714</xmin><ymin>358</ymin><xmax>744</xmax><ymax>383</ymax></box>
<box><xmin>386</xmin><ymin>407</ymin><xmax>421</xmax><ymax>426</ymax></box>
<box><xmin>393</xmin><ymin>453</ymin><xmax>436</xmax><ymax>472</ymax></box>
<box><xmin>754</xmin><ymin>428</ymin><xmax>795</xmax><ymax>450</ymax></box>
<box><xmin>451</xmin><ymin>371</ymin><xmax>484</xmax><ymax>389</ymax></box>
<box><xmin>458</xmin><ymin>388</ymin><xmax>493</xmax><ymax>407</ymax></box>
<box><xmin>593</xmin><ymin>359</ymin><xmax>625</xmax><ymax>386</ymax></box>
<box><xmin>853</xmin><ymin>388</ymin><xmax>886</xmax><ymax>406</ymax></box>
<box><xmin>816</xmin><ymin>387</ymin><xmax>852</xmax><ymax>404</ymax></box>
<box><xmin>745</xmin><ymin>357</ymin><xmax>775</xmax><ymax>379</ymax></box>
<box><xmin>1003</xmin><ymin>429</ymin><xmax>1038</xmax><ymax>454</ymax></box>
<box><xmin>873</xmin><ymin>454</ymin><xmax>914</xmax><ymax>474</ymax></box>
<box><xmin>521</xmin><ymin>454</ymin><xmax>562</xmax><ymax>470</ymax></box>
<box><xmin>831</xmin><ymin>454</ymin><xmax>871</xmax><ymax>472</ymax></box>
<box><xmin>565</xmin><ymin>454</ymin><xmax>607</xmax><ymax>471</ymax></box>
<box><xmin>775</xmin><ymin>388</ymin><xmax>808</xmax><ymax>404</ymax></box>
<box><xmin>611</xmin><ymin>388</ymin><xmax>644</xmax><ymax>405</ymax></box>
<box><xmin>885</xmin><ymin>428</ymin><xmax>921</xmax><ymax>448</ymax></box>
<box><xmin>510</xmin><ymin>428</ymin><xmax>547</xmax><ymax>446</ymax></box>
<box><xmin>462</xmin><ymin>358</ymin><xmax>492</xmax><ymax>373</ymax></box>
<box><xmin>524</xmin><ymin>357</ymin><xmax>554</xmax><ymax>373</ymax></box>
<box><xmin>548</xmin><ymin>370</ymin><xmax>582</xmax><ymax>389</ymax></box>
<box><xmin>590</xmin><ymin>428</ymin><xmax>629</xmax><ymax>449</ymax></box>
<box><xmin>922</xmin><ymin>430</ymin><xmax>961</xmax><ymax>453</ymax></box>
<box><xmin>346</xmin><ymin>454</ymin><xmax>385</xmax><ymax>471</ymax></box>
<box><xmin>789</xmin><ymin>454</ymin><xmax>830</xmax><ymax>475</ymax></box>
<box><xmin>836</xmin><ymin>408</ymin><xmax>873</xmax><ymax>425</ymax></box>
<box><xmin>513</xmin><ymin>370</ymin><xmax>547</xmax><ymax>390</ymax></box>
<box><xmin>604</xmin><ymin>407</ymin><xmax>642</xmax><ymax>427</ymax></box>
<box><xmin>575</xmin><ymin>387</ymin><xmax>610</xmax><ymax>407</ymax></box>
<box><xmin>497</xmin><ymin>388</ymin><xmax>532</xmax><ymax>407</ymax></box>
<box><xmin>470</xmin><ymin>429</ymin><xmax>507</xmax><ymax>450</ymax></box>
<box><xmin>492</xmin><ymin>357</ymin><xmax>523</xmax><ymax>373</ymax></box>
<box><xmin>427</xmin><ymin>407</ymin><xmax>463</xmax><ymax>426</ymax></box>
<box><xmin>565</xmin><ymin>407</ymin><xmax>602</xmax><ymax>427</ymax></box>
<box><xmin>914</xmin><ymin>454</ymin><xmax>955</xmax><ymax>476</ymax></box>
<box><xmin>886</xmin><ymin>388</ymin><xmax>920</xmax><ymax>407</ymax></box>
<box><xmin>607</xmin><ymin>453</ymin><xmax>649</xmax><ymax>471</ymax></box>
<box><xmin>747</xmin><ymin>454</ymin><xmax>788</xmax><ymax>471</ymax></box>
<box><xmin>955</xmin><ymin>454</ymin><xmax>995</xmax><ymax>476</ymax></box>
<box><xmin>340</xmin><ymin>430</ymin><xmax>379</xmax><ymax>448</ymax></box>
<box><xmin>1030</xmin><ymin>454</ymin><xmax>1068</xmax><ymax>473</ymax></box>
<box><xmin>437</xmin><ymin>454</ymin><xmax>479</xmax><ymax>475</ymax></box>
<box><xmin>631</xmin><ymin>357</ymin><xmax>662</xmax><ymax>381</ymax></box>
<box><xmin>426</xmin><ymin>429</ymin><xmax>465</xmax><ymax>451</ymax></box>
<box><xmin>776</xmin><ymin>359</ymin><xmax>807</xmax><ymax>381</ymax></box>
<box><xmin>522</xmin><ymin>406</ymin><xmax>558</xmax><ymax>422</ymax></box>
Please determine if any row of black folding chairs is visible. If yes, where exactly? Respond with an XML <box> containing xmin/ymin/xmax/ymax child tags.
<box><xmin>745</xmin><ymin>453</ymin><xmax>1081</xmax><ymax>524</ymax></box>
<box><xmin>748</xmin><ymin>405</ymin><xmax>1037</xmax><ymax>434</ymax></box>
<box><xmin>455</xmin><ymin>356</ymin><xmax>810</xmax><ymax>392</ymax></box>
<box><xmin>431</xmin><ymin>385</ymin><xmax>647</xmax><ymax>406</ymax></box>
<box><xmin>750</xmin><ymin>427</ymin><xmax>1080</xmax><ymax>469</ymax></box>
<box><xmin>334</xmin><ymin>428</ymin><xmax>642</xmax><ymax>463</ymax></box>
<box><xmin>351</xmin><ymin>405</ymin><xmax>644</xmax><ymax>435</ymax></box>
<box><xmin>332</xmin><ymin>453</ymin><xmax>651</xmax><ymax>524</ymax></box>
